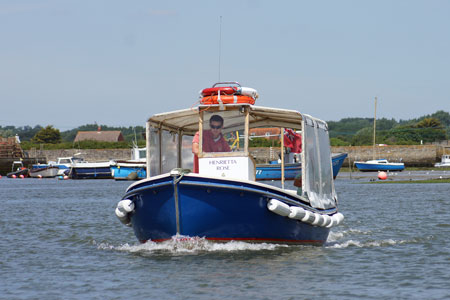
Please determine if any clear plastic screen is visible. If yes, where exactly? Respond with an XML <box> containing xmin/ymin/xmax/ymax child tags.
<box><xmin>302</xmin><ymin>115</ymin><xmax>337</xmax><ymax>209</ymax></box>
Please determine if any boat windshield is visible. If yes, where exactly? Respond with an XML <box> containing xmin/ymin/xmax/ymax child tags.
<box><xmin>302</xmin><ymin>115</ymin><xmax>337</xmax><ymax>209</ymax></box>
<box><xmin>200</xmin><ymin>109</ymin><xmax>245</xmax><ymax>155</ymax></box>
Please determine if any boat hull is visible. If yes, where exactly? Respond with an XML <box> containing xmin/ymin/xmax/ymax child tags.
<box><xmin>256</xmin><ymin>153</ymin><xmax>348</xmax><ymax>180</ymax></box>
<box><xmin>255</xmin><ymin>163</ymin><xmax>301</xmax><ymax>180</ymax></box>
<box><xmin>70</xmin><ymin>165</ymin><xmax>113</xmax><ymax>179</ymax></box>
<box><xmin>354</xmin><ymin>162</ymin><xmax>404</xmax><ymax>172</ymax></box>
<box><xmin>29</xmin><ymin>166</ymin><xmax>59</xmax><ymax>178</ymax></box>
<box><xmin>111</xmin><ymin>162</ymin><xmax>146</xmax><ymax>180</ymax></box>
<box><xmin>7</xmin><ymin>168</ymin><xmax>29</xmax><ymax>178</ymax></box>
<box><xmin>123</xmin><ymin>174</ymin><xmax>334</xmax><ymax>245</ymax></box>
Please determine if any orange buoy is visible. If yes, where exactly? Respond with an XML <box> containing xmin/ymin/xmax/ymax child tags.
<box><xmin>19</xmin><ymin>174</ymin><xmax>25</xmax><ymax>179</ymax></box>
<box><xmin>378</xmin><ymin>171</ymin><xmax>387</xmax><ymax>180</ymax></box>
<box><xmin>201</xmin><ymin>86</ymin><xmax>239</xmax><ymax>96</ymax></box>
<box><xmin>12</xmin><ymin>174</ymin><xmax>17</xmax><ymax>178</ymax></box>
<box><xmin>200</xmin><ymin>94</ymin><xmax>255</xmax><ymax>105</ymax></box>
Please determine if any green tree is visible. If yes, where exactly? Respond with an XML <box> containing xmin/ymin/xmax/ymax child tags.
<box><xmin>351</xmin><ymin>127</ymin><xmax>373</xmax><ymax>145</ymax></box>
<box><xmin>32</xmin><ymin>125</ymin><xmax>61</xmax><ymax>144</ymax></box>
<box><xmin>415</xmin><ymin>117</ymin><xmax>443</xmax><ymax>129</ymax></box>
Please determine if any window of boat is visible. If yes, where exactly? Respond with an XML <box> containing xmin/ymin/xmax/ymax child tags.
<box><xmin>148</xmin><ymin>127</ymin><xmax>160</xmax><ymax>176</ymax></box>
<box><xmin>201</xmin><ymin>110</ymin><xmax>245</xmax><ymax>154</ymax></box>
<box><xmin>302</xmin><ymin>115</ymin><xmax>337</xmax><ymax>210</ymax></box>
<box><xmin>181</xmin><ymin>135</ymin><xmax>194</xmax><ymax>170</ymax></box>
<box><xmin>148</xmin><ymin>127</ymin><xmax>194</xmax><ymax>176</ymax></box>
<box><xmin>138</xmin><ymin>149</ymin><xmax>146</xmax><ymax>160</ymax></box>
<box><xmin>59</xmin><ymin>159</ymin><xmax>71</xmax><ymax>163</ymax></box>
<box><xmin>161</xmin><ymin>130</ymin><xmax>178</xmax><ymax>174</ymax></box>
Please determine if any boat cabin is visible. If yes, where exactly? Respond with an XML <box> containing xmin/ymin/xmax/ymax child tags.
<box><xmin>146</xmin><ymin>102</ymin><xmax>337</xmax><ymax>210</ymax></box>
<box><xmin>56</xmin><ymin>157</ymin><xmax>85</xmax><ymax>165</ymax></box>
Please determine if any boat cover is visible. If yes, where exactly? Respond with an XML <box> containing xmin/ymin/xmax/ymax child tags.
<box><xmin>302</xmin><ymin>114</ymin><xmax>337</xmax><ymax>210</ymax></box>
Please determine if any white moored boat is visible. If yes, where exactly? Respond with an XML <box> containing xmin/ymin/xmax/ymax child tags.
<box><xmin>435</xmin><ymin>155</ymin><xmax>450</xmax><ymax>167</ymax></box>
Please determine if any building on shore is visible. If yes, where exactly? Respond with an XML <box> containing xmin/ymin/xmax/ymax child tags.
<box><xmin>74</xmin><ymin>127</ymin><xmax>124</xmax><ymax>143</ymax></box>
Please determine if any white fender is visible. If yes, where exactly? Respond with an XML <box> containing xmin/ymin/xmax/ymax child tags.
<box><xmin>115</xmin><ymin>207</ymin><xmax>130</xmax><ymax>225</ymax></box>
<box><xmin>118</xmin><ymin>199</ymin><xmax>135</xmax><ymax>213</ymax></box>
<box><xmin>327</xmin><ymin>212</ymin><xmax>344</xmax><ymax>227</ymax></box>
<box><xmin>288</xmin><ymin>206</ymin><xmax>306</xmax><ymax>220</ymax></box>
<box><xmin>312</xmin><ymin>213</ymin><xmax>324</xmax><ymax>226</ymax></box>
<box><xmin>115</xmin><ymin>207</ymin><xmax>126</xmax><ymax>218</ymax></box>
<box><xmin>322</xmin><ymin>215</ymin><xmax>332</xmax><ymax>227</ymax></box>
<box><xmin>267</xmin><ymin>199</ymin><xmax>291</xmax><ymax>217</ymax></box>
<box><xmin>301</xmin><ymin>210</ymin><xmax>316</xmax><ymax>224</ymax></box>
<box><xmin>333</xmin><ymin>212</ymin><xmax>345</xmax><ymax>225</ymax></box>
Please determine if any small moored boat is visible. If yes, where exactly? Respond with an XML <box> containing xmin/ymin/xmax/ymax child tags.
<box><xmin>434</xmin><ymin>155</ymin><xmax>450</xmax><ymax>167</ymax></box>
<box><xmin>354</xmin><ymin>159</ymin><xmax>405</xmax><ymax>172</ymax></box>
<box><xmin>256</xmin><ymin>153</ymin><xmax>348</xmax><ymax>180</ymax></box>
<box><xmin>6</xmin><ymin>161</ymin><xmax>29</xmax><ymax>178</ymax></box>
<box><xmin>70</xmin><ymin>160</ymin><xmax>114</xmax><ymax>179</ymax></box>
<box><xmin>111</xmin><ymin>144</ymin><xmax>147</xmax><ymax>180</ymax></box>
<box><xmin>29</xmin><ymin>165</ymin><xmax>59</xmax><ymax>178</ymax></box>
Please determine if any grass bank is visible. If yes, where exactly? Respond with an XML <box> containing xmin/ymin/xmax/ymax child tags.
<box><xmin>367</xmin><ymin>178</ymin><xmax>450</xmax><ymax>184</ymax></box>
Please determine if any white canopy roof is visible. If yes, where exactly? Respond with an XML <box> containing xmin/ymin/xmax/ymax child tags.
<box><xmin>147</xmin><ymin>105</ymin><xmax>307</xmax><ymax>135</ymax></box>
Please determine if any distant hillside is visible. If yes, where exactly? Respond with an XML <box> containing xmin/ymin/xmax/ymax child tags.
<box><xmin>328</xmin><ymin>110</ymin><xmax>449</xmax><ymax>146</ymax></box>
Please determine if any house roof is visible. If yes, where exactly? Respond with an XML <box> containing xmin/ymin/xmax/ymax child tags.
<box><xmin>74</xmin><ymin>131</ymin><xmax>124</xmax><ymax>142</ymax></box>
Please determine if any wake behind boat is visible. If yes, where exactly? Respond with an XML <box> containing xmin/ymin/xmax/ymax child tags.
<box><xmin>115</xmin><ymin>82</ymin><xmax>344</xmax><ymax>245</ymax></box>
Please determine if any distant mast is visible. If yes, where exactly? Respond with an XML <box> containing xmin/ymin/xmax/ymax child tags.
<box><xmin>218</xmin><ymin>16</ymin><xmax>222</xmax><ymax>82</ymax></box>
<box><xmin>373</xmin><ymin>97</ymin><xmax>377</xmax><ymax>160</ymax></box>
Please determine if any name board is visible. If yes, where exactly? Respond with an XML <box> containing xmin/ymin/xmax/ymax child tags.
<box><xmin>199</xmin><ymin>156</ymin><xmax>255</xmax><ymax>181</ymax></box>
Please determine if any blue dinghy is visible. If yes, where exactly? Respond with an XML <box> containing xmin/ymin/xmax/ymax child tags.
<box><xmin>111</xmin><ymin>145</ymin><xmax>147</xmax><ymax>180</ymax></box>
<box><xmin>115</xmin><ymin>82</ymin><xmax>344</xmax><ymax>245</ymax></box>
<box><xmin>256</xmin><ymin>152</ymin><xmax>348</xmax><ymax>180</ymax></box>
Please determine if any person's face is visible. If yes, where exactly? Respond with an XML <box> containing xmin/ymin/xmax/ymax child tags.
<box><xmin>210</xmin><ymin>121</ymin><xmax>223</xmax><ymax>138</ymax></box>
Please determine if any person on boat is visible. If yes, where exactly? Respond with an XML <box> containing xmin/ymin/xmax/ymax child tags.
<box><xmin>192</xmin><ymin>114</ymin><xmax>231</xmax><ymax>173</ymax></box>
<box><xmin>294</xmin><ymin>173</ymin><xmax>302</xmax><ymax>196</ymax></box>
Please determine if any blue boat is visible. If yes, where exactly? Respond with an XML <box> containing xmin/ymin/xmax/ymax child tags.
<box><xmin>115</xmin><ymin>82</ymin><xmax>345</xmax><ymax>245</ymax></box>
<box><xmin>256</xmin><ymin>153</ymin><xmax>348</xmax><ymax>180</ymax></box>
<box><xmin>354</xmin><ymin>159</ymin><xmax>404</xmax><ymax>172</ymax></box>
<box><xmin>111</xmin><ymin>145</ymin><xmax>147</xmax><ymax>180</ymax></box>
<box><xmin>70</xmin><ymin>160</ymin><xmax>114</xmax><ymax>179</ymax></box>
<box><xmin>111</xmin><ymin>162</ymin><xmax>146</xmax><ymax>180</ymax></box>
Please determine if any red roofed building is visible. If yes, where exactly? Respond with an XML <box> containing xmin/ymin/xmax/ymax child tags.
<box><xmin>74</xmin><ymin>129</ymin><xmax>124</xmax><ymax>142</ymax></box>
<box><xmin>249</xmin><ymin>128</ymin><xmax>281</xmax><ymax>140</ymax></box>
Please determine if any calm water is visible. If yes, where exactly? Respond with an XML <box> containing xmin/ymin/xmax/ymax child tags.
<box><xmin>1</xmin><ymin>175</ymin><xmax>449</xmax><ymax>300</ymax></box>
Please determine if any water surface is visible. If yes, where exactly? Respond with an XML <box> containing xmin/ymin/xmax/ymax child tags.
<box><xmin>1</xmin><ymin>175</ymin><xmax>449</xmax><ymax>299</ymax></box>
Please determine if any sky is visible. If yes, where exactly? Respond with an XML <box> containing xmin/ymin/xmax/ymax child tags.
<box><xmin>1</xmin><ymin>0</ymin><xmax>449</xmax><ymax>130</ymax></box>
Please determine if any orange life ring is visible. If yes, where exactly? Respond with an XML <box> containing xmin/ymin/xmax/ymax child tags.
<box><xmin>200</xmin><ymin>95</ymin><xmax>255</xmax><ymax>105</ymax></box>
<box><xmin>201</xmin><ymin>86</ymin><xmax>239</xmax><ymax>96</ymax></box>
